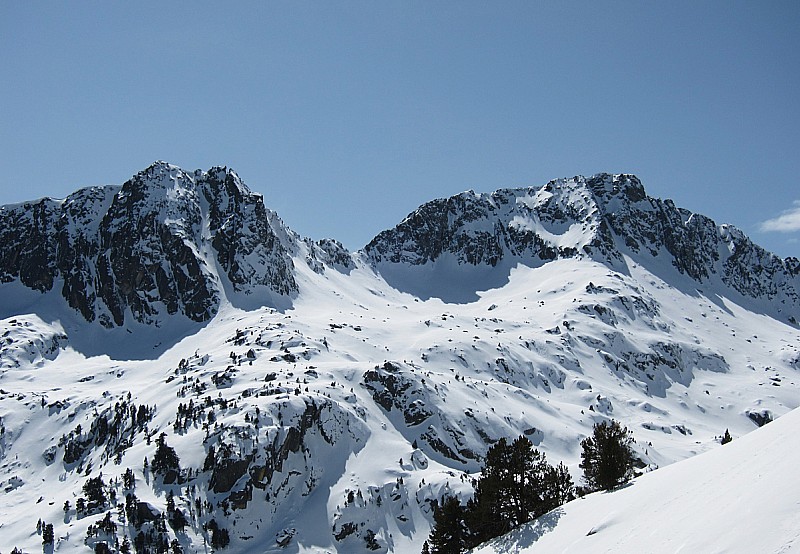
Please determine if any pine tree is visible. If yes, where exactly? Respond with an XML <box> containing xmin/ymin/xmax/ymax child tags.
<box><xmin>580</xmin><ymin>420</ymin><xmax>636</xmax><ymax>491</ymax></box>
<box><xmin>428</xmin><ymin>495</ymin><xmax>468</xmax><ymax>554</ymax></box>
<box><xmin>512</xmin><ymin>438</ymin><xmax>573</xmax><ymax>521</ymax></box>
<box><xmin>83</xmin><ymin>475</ymin><xmax>107</xmax><ymax>511</ymax></box>
<box><xmin>542</xmin><ymin>461</ymin><xmax>575</xmax><ymax>511</ymax></box>
<box><xmin>507</xmin><ymin>436</ymin><xmax>539</xmax><ymax>525</ymax></box>
<box><xmin>208</xmin><ymin>519</ymin><xmax>231</xmax><ymax>549</ymax></box>
<box><xmin>134</xmin><ymin>531</ymin><xmax>146</xmax><ymax>553</ymax></box>
<box><xmin>169</xmin><ymin>509</ymin><xmax>188</xmax><ymax>532</ymax></box>
<box><xmin>465</xmin><ymin>438</ymin><xmax>511</xmax><ymax>543</ymax></box>
<box><xmin>152</xmin><ymin>433</ymin><xmax>181</xmax><ymax>482</ymax></box>
<box><xmin>125</xmin><ymin>493</ymin><xmax>140</xmax><ymax>529</ymax></box>
<box><xmin>466</xmin><ymin>435</ymin><xmax>573</xmax><ymax>546</ymax></box>
<box><xmin>721</xmin><ymin>429</ymin><xmax>733</xmax><ymax>444</ymax></box>
<box><xmin>97</xmin><ymin>511</ymin><xmax>117</xmax><ymax>535</ymax></box>
<box><xmin>42</xmin><ymin>523</ymin><xmax>55</xmax><ymax>545</ymax></box>
<box><xmin>203</xmin><ymin>445</ymin><xmax>216</xmax><ymax>471</ymax></box>
<box><xmin>123</xmin><ymin>467</ymin><xmax>135</xmax><ymax>490</ymax></box>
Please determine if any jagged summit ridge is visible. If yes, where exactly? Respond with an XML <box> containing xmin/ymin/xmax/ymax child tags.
<box><xmin>2</xmin><ymin>164</ymin><xmax>799</xmax><ymax>326</ymax></box>
<box><xmin>365</xmin><ymin>172</ymin><xmax>800</xmax><ymax>312</ymax></box>
<box><xmin>0</xmin><ymin>162</ymin><xmax>300</xmax><ymax>327</ymax></box>
<box><xmin>363</xmin><ymin>173</ymin><xmax>641</xmax><ymax>267</ymax></box>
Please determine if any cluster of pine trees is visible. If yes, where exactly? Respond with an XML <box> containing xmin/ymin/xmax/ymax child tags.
<box><xmin>423</xmin><ymin>420</ymin><xmax>636</xmax><ymax>554</ymax></box>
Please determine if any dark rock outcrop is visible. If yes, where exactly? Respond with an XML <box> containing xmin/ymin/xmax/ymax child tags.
<box><xmin>0</xmin><ymin>162</ymin><xmax>299</xmax><ymax>327</ymax></box>
<box><xmin>364</xmin><ymin>173</ymin><xmax>800</xmax><ymax>313</ymax></box>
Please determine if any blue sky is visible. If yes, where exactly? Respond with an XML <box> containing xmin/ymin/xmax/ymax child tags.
<box><xmin>2</xmin><ymin>2</ymin><xmax>799</xmax><ymax>256</ymax></box>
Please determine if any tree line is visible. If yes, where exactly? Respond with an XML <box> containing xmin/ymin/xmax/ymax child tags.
<box><xmin>423</xmin><ymin>419</ymin><xmax>637</xmax><ymax>554</ymax></box>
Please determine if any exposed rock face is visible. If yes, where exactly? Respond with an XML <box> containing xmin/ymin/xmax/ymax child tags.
<box><xmin>202</xmin><ymin>395</ymin><xmax>368</xmax><ymax>525</ymax></box>
<box><xmin>365</xmin><ymin>173</ymin><xmax>800</xmax><ymax>311</ymax></box>
<box><xmin>0</xmin><ymin>162</ymin><xmax>299</xmax><ymax>327</ymax></box>
<box><xmin>362</xmin><ymin>361</ymin><xmax>517</xmax><ymax>467</ymax></box>
<box><xmin>363</xmin><ymin>361</ymin><xmax>433</xmax><ymax>426</ymax></box>
<box><xmin>4</xmin><ymin>166</ymin><xmax>795</xmax><ymax>325</ymax></box>
<box><xmin>93</xmin><ymin>164</ymin><xmax>218</xmax><ymax>326</ymax></box>
<box><xmin>313</xmin><ymin>238</ymin><xmax>356</xmax><ymax>271</ymax></box>
<box><xmin>363</xmin><ymin>175</ymin><xmax>615</xmax><ymax>267</ymax></box>
<box><xmin>202</xmin><ymin>167</ymin><xmax>297</xmax><ymax>297</ymax></box>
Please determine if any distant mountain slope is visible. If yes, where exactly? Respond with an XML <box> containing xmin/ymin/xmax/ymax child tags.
<box><xmin>365</xmin><ymin>173</ymin><xmax>800</xmax><ymax>312</ymax></box>
<box><xmin>474</xmin><ymin>404</ymin><xmax>800</xmax><ymax>554</ymax></box>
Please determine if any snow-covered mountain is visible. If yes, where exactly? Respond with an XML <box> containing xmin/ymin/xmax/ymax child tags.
<box><xmin>366</xmin><ymin>173</ymin><xmax>800</xmax><ymax>311</ymax></box>
<box><xmin>0</xmin><ymin>162</ymin><xmax>304</xmax><ymax>328</ymax></box>
<box><xmin>1</xmin><ymin>164</ymin><xmax>799</xmax><ymax>553</ymax></box>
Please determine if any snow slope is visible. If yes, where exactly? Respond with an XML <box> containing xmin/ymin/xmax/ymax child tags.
<box><xmin>2</xmin><ymin>253</ymin><xmax>798</xmax><ymax>553</ymax></box>
<box><xmin>473</xmin><ymin>404</ymin><xmax>800</xmax><ymax>554</ymax></box>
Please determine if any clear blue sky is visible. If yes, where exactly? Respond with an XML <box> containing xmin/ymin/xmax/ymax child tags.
<box><xmin>2</xmin><ymin>2</ymin><xmax>799</xmax><ymax>256</ymax></box>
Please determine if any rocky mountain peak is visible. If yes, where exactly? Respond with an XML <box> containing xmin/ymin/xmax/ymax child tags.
<box><xmin>365</xmin><ymin>173</ymin><xmax>800</xmax><ymax>315</ymax></box>
<box><xmin>120</xmin><ymin>161</ymin><xmax>194</xmax><ymax>200</ymax></box>
<box><xmin>0</xmin><ymin>163</ymin><xmax>302</xmax><ymax>328</ymax></box>
<box><xmin>2</xmin><ymin>166</ymin><xmax>797</xmax><ymax>328</ymax></box>
<box><xmin>582</xmin><ymin>172</ymin><xmax>647</xmax><ymax>203</ymax></box>
<box><xmin>363</xmin><ymin>172</ymin><xmax>630</xmax><ymax>269</ymax></box>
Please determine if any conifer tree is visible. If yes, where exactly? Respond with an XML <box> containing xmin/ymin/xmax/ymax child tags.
<box><xmin>580</xmin><ymin>420</ymin><xmax>636</xmax><ymax>491</ymax></box>
<box><xmin>721</xmin><ymin>429</ymin><xmax>733</xmax><ymax>444</ymax></box>
<box><xmin>428</xmin><ymin>495</ymin><xmax>468</xmax><ymax>554</ymax></box>
<box><xmin>152</xmin><ymin>433</ymin><xmax>181</xmax><ymax>482</ymax></box>
<box><xmin>465</xmin><ymin>435</ymin><xmax>573</xmax><ymax>546</ymax></box>
<box><xmin>123</xmin><ymin>467</ymin><xmax>135</xmax><ymax>490</ymax></box>
<box><xmin>542</xmin><ymin>461</ymin><xmax>575</xmax><ymax>511</ymax></box>
<box><xmin>83</xmin><ymin>475</ymin><xmax>107</xmax><ymax>511</ymax></box>
<box><xmin>425</xmin><ymin>434</ymin><xmax>578</xmax><ymax>552</ymax></box>
<box><xmin>42</xmin><ymin>523</ymin><xmax>54</xmax><ymax>545</ymax></box>
<box><xmin>170</xmin><ymin>509</ymin><xmax>188</xmax><ymax>532</ymax></box>
<box><xmin>465</xmin><ymin>437</ymin><xmax>512</xmax><ymax>543</ymax></box>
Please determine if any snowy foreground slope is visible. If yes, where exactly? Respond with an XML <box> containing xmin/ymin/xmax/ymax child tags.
<box><xmin>474</xmin><ymin>404</ymin><xmax>800</xmax><ymax>554</ymax></box>
<box><xmin>1</xmin><ymin>164</ymin><xmax>799</xmax><ymax>553</ymax></box>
